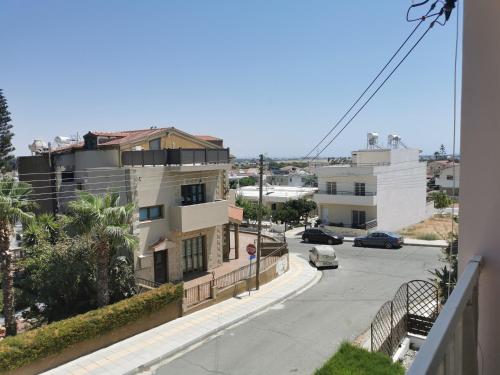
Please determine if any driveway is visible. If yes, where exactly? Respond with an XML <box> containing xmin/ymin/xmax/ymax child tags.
<box><xmin>151</xmin><ymin>239</ymin><xmax>443</xmax><ymax>375</ymax></box>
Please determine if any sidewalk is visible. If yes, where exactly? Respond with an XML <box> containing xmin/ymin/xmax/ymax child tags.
<box><xmin>43</xmin><ymin>254</ymin><xmax>320</xmax><ymax>375</ymax></box>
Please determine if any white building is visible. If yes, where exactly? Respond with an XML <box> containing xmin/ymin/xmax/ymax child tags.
<box><xmin>237</xmin><ymin>185</ymin><xmax>318</xmax><ymax>211</ymax></box>
<box><xmin>314</xmin><ymin>141</ymin><xmax>429</xmax><ymax>231</ymax></box>
<box><xmin>435</xmin><ymin>163</ymin><xmax>460</xmax><ymax>196</ymax></box>
<box><xmin>268</xmin><ymin>170</ymin><xmax>315</xmax><ymax>187</ymax></box>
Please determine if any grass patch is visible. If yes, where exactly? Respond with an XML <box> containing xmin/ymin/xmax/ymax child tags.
<box><xmin>0</xmin><ymin>283</ymin><xmax>182</xmax><ymax>373</ymax></box>
<box><xmin>416</xmin><ymin>233</ymin><xmax>441</xmax><ymax>241</ymax></box>
<box><xmin>314</xmin><ymin>342</ymin><xmax>404</xmax><ymax>375</ymax></box>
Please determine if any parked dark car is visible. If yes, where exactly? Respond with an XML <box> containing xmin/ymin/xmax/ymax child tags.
<box><xmin>302</xmin><ymin>228</ymin><xmax>344</xmax><ymax>245</ymax></box>
<box><xmin>354</xmin><ymin>231</ymin><xmax>403</xmax><ymax>249</ymax></box>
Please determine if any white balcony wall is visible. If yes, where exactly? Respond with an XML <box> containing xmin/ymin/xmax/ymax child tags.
<box><xmin>169</xmin><ymin>200</ymin><xmax>229</xmax><ymax>233</ymax></box>
<box><xmin>459</xmin><ymin>1</ymin><xmax>500</xmax><ymax>373</ymax></box>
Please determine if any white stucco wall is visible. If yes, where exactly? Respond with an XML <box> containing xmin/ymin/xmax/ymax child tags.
<box><xmin>435</xmin><ymin>164</ymin><xmax>460</xmax><ymax>190</ymax></box>
<box><xmin>375</xmin><ymin>162</ymin><xmax>427</xmax><ymax>231</ymax></box>
<box><xmin>459</xmin><ymin>1</ymin><xmax>500</xmax><ymax>373</ymax></box>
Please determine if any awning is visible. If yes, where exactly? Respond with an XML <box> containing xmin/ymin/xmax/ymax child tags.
<box><xmin>228</xmin><ymin>204</ymin><xmax>243</xmax><ymax>224</ymax></box>
<box><xmin>149</xmin><ymin>236</ymin><xmax>177</xmax><ymax>252</ymax></box>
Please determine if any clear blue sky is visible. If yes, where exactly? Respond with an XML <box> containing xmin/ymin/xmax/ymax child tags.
<box><xmin>1</xmin><ymin>0</ymin><xmax>461</xmax><ymax>158</ymax></box>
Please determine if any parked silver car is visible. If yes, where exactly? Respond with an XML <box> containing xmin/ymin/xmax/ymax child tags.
<box><xmin>309</xmin><ymin>245</ymin><xmax>339</xmax><ymax>269</ymax></box>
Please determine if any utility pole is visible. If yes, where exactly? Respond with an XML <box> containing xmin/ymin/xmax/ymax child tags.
<box><xmin>256</xmin><ymin>154</ymin><xmax>264</xmax><ymax>290</ymax></box>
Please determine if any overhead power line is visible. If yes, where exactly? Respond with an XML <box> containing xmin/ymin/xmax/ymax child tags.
<box><xmin>303</xmin><ymin>1</ymin><xmax>440</xmax><ymax>160</ymax></box>
<box><xmin>309</xmin><ymin>11</ymin><xmax>446</xmax><ymax>162</ymax></box>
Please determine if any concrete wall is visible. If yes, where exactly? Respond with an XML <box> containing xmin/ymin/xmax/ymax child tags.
<box><xmin>17</xmin><ymin>155</ymin><xmax>55</xmax><ymax>214</ymax></box>
<box><xmin>375</xmin><ymin>163</ymin><xmax>427</xmax><ymax>231</ymax></box>
<box><xmin>74</xmin><ymin>150</ymin><xmax>120</xmax><ymax>170</ymax></box>
<box><xmin>459</xmin><ymin>1</ymin><xmax>500</xmax><ymax>373</ymax></box>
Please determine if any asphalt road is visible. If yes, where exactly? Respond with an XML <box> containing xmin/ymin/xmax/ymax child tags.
<box><xmin>151</xmin><ymin>239</ymin><xmax>443</xmax><ymax>375</ymax></box>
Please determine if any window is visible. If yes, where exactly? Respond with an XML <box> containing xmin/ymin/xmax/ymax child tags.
<box><xmin>61</xmin><ymin>171</ymin><xmax>74</xmax><ymax>182</ymax></box>
<box><xmin>139</xmin><ymin>205</ymin><xmax>163</xmax><ymax>221</ymax></box>
<box><xmin>326</xmin><ymin>182</ymin><xmax>337</xmax><ymax>195</ymax></box>
<box><xmin>181</xmin><ymin>184</ymin><xmax>206</xmax><ymax>205</ymax></box>
<box><xmin>182</xmin><ymin>236</ymin><xmax>205</xmax><ymax>274</ymax></box>
<box><xmin>271</xmin><ymin>203</ymin><xmax>277</xmax><ymax>210</ymax></box>
<box><xmin>446</xmin><ymin>175</ymin><xmax>454</xmax><ymax>180</ymax></box>
<box><xmin>149</xmin><ymin>138</ymin><xmax>161</xmax><ymax>150</ymax></box>
<box><xmin>355</xmin><ymin>182</ymin><xmax>366</xmax><ymax>196</ymax></box>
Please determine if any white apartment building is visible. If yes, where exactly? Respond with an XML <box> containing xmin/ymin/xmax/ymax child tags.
<box><xmin>435</xmin><ymin>163</ymin><xmax>460</xmax><ymax>196</ymax></box>
<box><xmin>314</xmin><ymin>143</ymin><xmax>428</xmax><ymax>231</ymax></box>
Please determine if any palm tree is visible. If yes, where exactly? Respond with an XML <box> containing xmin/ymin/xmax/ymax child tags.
<box><xmin>67</xmin><ymin>192</ymin><xmax>136</xmax><ymax>307</ymax></box>
<box><xmin>0</xmin><ymin>177</ymin><xmax>35</xmax><ymax>336</ymax></box>
<box><xmin>22</xmin><ymin>213</ymin><xmax>61</xmax><ymax>248</ymax></box>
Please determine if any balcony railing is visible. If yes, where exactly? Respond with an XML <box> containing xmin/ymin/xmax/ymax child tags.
<box><xmin>408</xmin><ymin>256</ymin><xmax>482</xmax><ymax>375</ymax></box>
<box><xmin>323</xmin><ymin>190</ymin><xmax>376</xmax><ymax>196</ymax></box>
<box><xmin>121</xmin><ymin>148</ymin><xmax>230</xmax><ymax>167</ymax></box>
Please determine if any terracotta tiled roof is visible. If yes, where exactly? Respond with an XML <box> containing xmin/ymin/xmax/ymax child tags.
<box><xmin>195</xmin><ymin>135</ymin><xmax>222</xmax><ymax>141</ymax></box>
<box><xmin>100</xmin><ymin>128</ymin><xmax>168</xmax><ymax>146</ymax></box>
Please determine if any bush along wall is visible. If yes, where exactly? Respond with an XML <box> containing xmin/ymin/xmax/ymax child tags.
<box><xmin>0</xmin><ymin>283</ymin><xmax>182</xmax><ymax>373</ymax></box>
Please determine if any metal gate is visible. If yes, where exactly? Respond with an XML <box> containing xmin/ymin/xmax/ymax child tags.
<box><xmin>371</xmin><ymin>280</ymin><xmax>439</xmax><ymax>357</ymax></box>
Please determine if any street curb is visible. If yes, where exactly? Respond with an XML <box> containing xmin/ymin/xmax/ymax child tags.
<box><xmin>285</xmin><ymin>235</ymin><xmax>447</xmax><ymax>248</ymax></box>
<box><xmin>128</xmin><ymin>257</ymin><xmax>321</xmax><ymax>374</ymax></box>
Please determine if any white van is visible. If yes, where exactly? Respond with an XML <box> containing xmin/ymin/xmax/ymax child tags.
<box><xmin>309</xmin><ymin>245</ymin><xmax>338</xmax><ymax>268</ymax></box>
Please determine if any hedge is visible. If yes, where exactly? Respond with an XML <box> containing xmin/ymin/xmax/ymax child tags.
<box><xmin>0</xmin><ymin>283</ymin><xmax>183</xmax><ymax>373</ymax></box>
<box><xmin>314</xmin><ymin>342</ymin><xmax>405</xmax><ymax>375</ymax></box>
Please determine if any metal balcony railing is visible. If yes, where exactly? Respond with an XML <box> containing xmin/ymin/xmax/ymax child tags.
<box><xmin>121</xmin><ymin>148</ymin><xmax>230</xmax><ymax>167</ymax></box>
<box><xmin>408</xmin><ymin>256</ymin><xmax>482</xmax><ymax>375</ymax></box>
<box><xmin>323</xmin><ymin>191</ymin><xmax>376</xmax><ymax>196</ymax></box>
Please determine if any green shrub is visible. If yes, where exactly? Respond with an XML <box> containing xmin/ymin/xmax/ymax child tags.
<box><xmin>0</xmin><ymin>283</ymin><xmax>182</xmax><ymax>373</ymax></box>
<box><xmin>417</xmin><ymin>233</ymin><xmax>441</xmax><ymax>241</ymax></box>
<box><xmin>315</xmin><ymin>342</ymin><xmax>404</xmax><ymax>375</ymax></box>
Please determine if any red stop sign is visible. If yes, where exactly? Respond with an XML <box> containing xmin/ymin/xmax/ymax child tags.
<box><xmin>246</xmin><ymin>243</ymin><xmax>256</xmax><ymax>256</ymax></box>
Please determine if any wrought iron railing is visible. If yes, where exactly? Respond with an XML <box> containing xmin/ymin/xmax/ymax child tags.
<box><xmin>121</xmin><ymin>148</ymin><xmax>230</xmax><ymax>167</ymax></box>
<box><xmin>183</xmin><ymin>244</ymin><xmax>288</xmax><ymax>309</ymax></box>
<box><xmin>408</xmin><ymin>256</ymin><xmax>482</xmax><ymax>375</ymax></box>
<box><xmin>371</xmin><ymin>280</ymin><xmax>439</xmax><ymax>357</ymax></box>
<box><xmin>135</xmin><ymin>277</ymin><xmax>162</xmax><ymax>289</ymax></box>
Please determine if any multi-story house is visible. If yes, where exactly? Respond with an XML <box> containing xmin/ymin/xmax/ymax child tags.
<box><xmin>434</xmin><ymin>163</ymin><xmax>460</xmax><ymax>196</ymax></box>
<box><xmin>314</xmin><ymin>140</ymin><xmax>429</xmax><ymax>231</ymax></box>
<box><xmin>18</xmin><ymin>127</ymin><xmax>242</xmax><ymax>285</ymax></box>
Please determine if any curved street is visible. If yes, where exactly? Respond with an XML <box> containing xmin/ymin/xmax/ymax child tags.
<box><xmin>150</xmin><ymin>238</ymin><xmax>443</xmax><ymax>375</ymax></box>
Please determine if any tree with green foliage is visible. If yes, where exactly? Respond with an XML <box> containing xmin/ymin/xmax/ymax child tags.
<box><xmin>0</xmin><ymin>90</ymin><xmax>15</xmax><ymax>173</ymax></box>
<box><xmin>430</xmin><ymin>191</ymin><xmax>452</xmax><ymax>215</ymax></box>
<box><xmin>272</xmin><ymin>206</ymin><xmax>299</xmax><ymax>232</ymax></box>
<box><xmin>239</xmin><ymin>176</ymin><xmax>256</xmax><ymax>187</ymax></box>
<box><xmin>67</xmin><ymin>192</ymin><xmax>137</xmax><ymax>307</ymax></box>
<box><xmin>20</xmin><ymin>235</ymin><xmax>98</xmax><ymax>322</ymax></box>
<box><xmin>235</xmin><ymin>195</ymin><xmax>270</xmax><ymax>224</ymax></box>
<box><xmin>0</xmin><ymin>177</ymin><xmax>35</xmax><ymax>336</ymax></box>
<box><xmin>286</xmin><ymin>198</ymin><xmax>317</xmax><ymax>230</ymax></box>
<box><xmin>429</xmin><ymin>233</ymin><xmax>458</xmax><ymax>304</ymax></box>
<box><xmin>22</xmin><ymin>213</ymin><xmax>62</xmax><ymax>248</ymax></box>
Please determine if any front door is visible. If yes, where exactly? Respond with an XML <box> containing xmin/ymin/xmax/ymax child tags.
<box><xmin>154</xmin><ymin>250</ymin><xmax>168</xmax><ymax>284</ymax></box>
